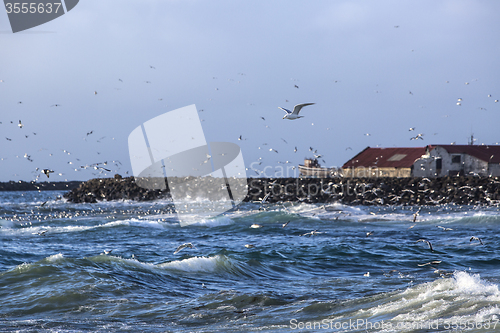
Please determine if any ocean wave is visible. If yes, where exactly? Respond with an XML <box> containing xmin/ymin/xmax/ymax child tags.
<box><xmin>182</xmin><ymin>215</ymin><xmax>235</xmax><ymax>227</ymax></box>
<box><xmin>158</xmin><ymin>255</ymin><xmax>231</xmax><ymax>273</ymax></box>
<box><xmin>326</xmin><ymin>271</ymin><xmax>500</xmax><ymax>332</ymax></box>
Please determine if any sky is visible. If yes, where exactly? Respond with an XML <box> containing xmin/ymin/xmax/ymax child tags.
<box><xmin>1</xmin><ymin>0</ymin><xmax>500</xmax><ymax>182</ymax></box>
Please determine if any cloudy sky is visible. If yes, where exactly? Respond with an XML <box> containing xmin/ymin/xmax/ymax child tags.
<box><xmin>1</xmin><ymin>0</ymin><xmax>499</xmax><ymax>182</ymax></box>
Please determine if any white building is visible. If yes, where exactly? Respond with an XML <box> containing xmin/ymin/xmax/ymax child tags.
<box><xmin>413</xmin><ymin>145</ymin><xmax>500</xmax><ymax>177</ymax></box>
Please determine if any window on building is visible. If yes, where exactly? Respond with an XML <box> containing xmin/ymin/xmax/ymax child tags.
<box><xmin>452</xmin><ymin>155</ymin><xmax>461</xmax><ymax>163</ymax></box>
<box><xmin>436</xmin><ymin>158</ymin><xmax>442</xmax><ymax>170</ymax></box>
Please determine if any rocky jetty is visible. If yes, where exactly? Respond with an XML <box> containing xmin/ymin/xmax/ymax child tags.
<box><xmin>63</xmin><ymin>176</ymin><xmax>170</xmax><ymax>203</ymax></box>
<box><xmin>63</xmin><ymin>175</ymin><xmax>500</xmax><ymax>206</ymax></box>
<box><xmin>0</xmin><ymin>180</ymin><xmax>82</xmax><ymax>191</ymax></box>
<box><xmin>247</xmin><ymin>176</ymin><xmax>500</xmax><ymax>206</ymax></box>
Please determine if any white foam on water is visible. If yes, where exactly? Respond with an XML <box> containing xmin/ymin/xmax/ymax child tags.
<box><xmin>157</xmin><ymin>255</ymin><xmax>229</xmax><ymax>273</ymax></box>
<box><xmin>350</xmin><ymin>271</ymin><xmax>500</xmax><ymax>328</ymax></box>
<box><xmin>95</xmin><ymin>218</ymin><xmax>167</xmax><ymax>229</ymax></box>
<box><xmin>0</xmin><ymin>219</ymin><xmax>15</xmax><ymax>229</ymax></box>
<box><xmin>44</xmin><ymin>253</ymin><xmax>65</xmax><ymax>263</ymax></box>
<box><xmin>186</xmin><ymin>215</ymin><xmax>235</xmax><ymax>227</ymax></box>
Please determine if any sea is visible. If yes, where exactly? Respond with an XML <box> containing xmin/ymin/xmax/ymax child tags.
<box><xmin>1</xmin><ymin>190</ymin><xmax>500</xmax><ymax>333</ymax></box>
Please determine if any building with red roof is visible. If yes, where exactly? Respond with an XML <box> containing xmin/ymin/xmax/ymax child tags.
<box><xmin>342</xmin><ymin>145</ymin><xmax>500</xmax><ymax>177</ymax></box>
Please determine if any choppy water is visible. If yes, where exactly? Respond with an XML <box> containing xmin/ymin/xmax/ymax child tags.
<box><xmin>1</xmin><ymin>191</ymin><xmax>500</xmax><ymax>332</ymax></box>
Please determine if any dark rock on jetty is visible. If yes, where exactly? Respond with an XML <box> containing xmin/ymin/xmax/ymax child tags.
<box><xmin>0</xmin><ymin>180</ymin><xmax>82</xmax><ymax>191</ymax></box>
<box><xmin>64</xmin><ymin>176</ymin><xmax>500</xmax><ymax>206</ymax></box>
<box><xmin>247</xmin><ymin>176</ymin><xmax>500</xmax><ymax>206</ymax></box>
<box><xmin>63</xmin><ymin>177</ymin><xmax>170</xmax><ymax>203</ymax></box>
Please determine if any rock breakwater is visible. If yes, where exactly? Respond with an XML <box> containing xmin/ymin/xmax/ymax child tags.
<box><xmin>63</xmin><ymin>176</ymin><xmax>500</xmax><ymax>206</ymax></box>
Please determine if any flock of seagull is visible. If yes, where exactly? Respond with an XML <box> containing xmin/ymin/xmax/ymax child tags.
<box><xmin>2</xmin><ymin>115</ymin><xmax>123</xmax><ymax>181</ymax></box>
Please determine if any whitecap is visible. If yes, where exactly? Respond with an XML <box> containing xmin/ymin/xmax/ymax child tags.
<box><xmin>158</xmin><ymin>255</ymin><xmax>230</xmax><ymax>273</ymax></box>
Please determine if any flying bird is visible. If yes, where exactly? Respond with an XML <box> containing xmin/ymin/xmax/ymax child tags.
<box><xmin>42</xmin><ymin>169</ymin><xmax>54</xmax><ymax>178</ymax></box>
<box><xmin>412</xmin><ymin>208</ymin><xmax>421</xmax><ymax>222</ymax></box>
<box><xmin>416</xmin><ymin>239</ymin><xmax>433</xmax><ymax>251</ymax></box>
<box><xmin>437</xmin><ymin>226</ymin><xmax>453</xmax><ymax>231</ymax></box>
<box><xmin>470</xmin><ymin>236</ymin><xmax>483</xmax><ymax>245</ymax></box>
<box><xmin>18</xmin><ymin>120</ymin><xmax>23</xmax><ymax>128</ymax></box>
<box><xmin>300</xmin><ymin>230</ymin><xmax>323</xmax><ymax>237</ymax></box>
<box><xmin>174</xmin><ymin>243</ymin><xmax>196</xmax><ymax>254</ymax></box>
<box><xmin>279</xmin><ymin>103</ymin><xmax>315</xmax><ymax>120</ymax></box>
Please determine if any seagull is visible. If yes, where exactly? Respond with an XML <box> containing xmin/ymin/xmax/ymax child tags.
<box><xmin>410</xmin><ymin>133</ymin><xmax>424</xmax><ymax>140</ymax></box>
<box><xmin>412</xmin><ymin>208</ymin><xmax>421</xmax><ymax>222</ymax></box>
<box><xmin>294</xmin><ymin>84</ymin><xmax>299</xmax><ymax>88</ymax></box>
<box><xmin>250</xmin><ymin>224</ymin><xmax>263</xmax><ymax>229</ymax></box>
<box><xmin>36</xmin><ymin>230</ymin><xmax>47</xmax><ymax>236</ymax></box>
<box><xmin>437</xmin><ymin>226</ymin><xmax>453</xmax><ymax>231</ymax></box>
<box><xmin>261</xmin><ymin>192</ymin><xmax>271</xmax><ymax>204</ymax></box>
<box><xmin>50</xmin><ymin>104</ymin><xmax>61</xmax><ymax>107</ymax></box>
<box><xmin>174</xmin><ymin>243</ymin><xmax>196</xmax><ymax>254</ymax></box>
<box><xmin>470</xmin><ymin>236</ymin><xmax>483</xmax><ymax>245</ymax></box>
<box><xmin>94</xmin><ymin>91</ymin><xmax>97</xmax><ymax>95</ymax></box>
<box><xmin>103</xmin><ymin>249</ymin><xmax>113</xmax><ymax>255</ymax></box>
<box><xmin>244</xmin><ymin>244</ymin><xmax>255</xmax><ymax>248</ymax></box>
<box><xmin>42</xmin><ymin>169</ymin><xmax>54</xmax><ymax>178</ymax></box>
<box><xmin>366</xmin><ymin>231</ymin><xmax>374</xmax><ymax>237</ymax></box>
<box><xmin>282</xmin><ymin>221</ymin><xmax>290</xmax><ymax>228</ymax></box>
<box><xmin>300</xmin><ymin>230</ymin><xmax>323</xmax><ymax>237</ymax></box>
<box><xmin>18</xmin><ymin>120</ymin><xmax>23</xmax><ymax>128</ymax></box>
<box><xmin>294</xmin><ymin>146</ymin><xmax>297</xmax><ymax>153</ymax></box>
<box><xmin>418</xmin><ymin>260</ymin><xmax>442</xmax><ymax>267</ymax></box>
<box><xmin>279</xmin><ymin>103</ymin><xmax>315</xmax><ymax>120</ymax></box>
<box><xmin>416</xmin><ymin>239</ymin><xmax>433</xmax><ymax>251</ymax></box>
<box><xmin>409</xmin><ymin>127</ymin><xmax>415</xmax><ymax>131</ymax></box>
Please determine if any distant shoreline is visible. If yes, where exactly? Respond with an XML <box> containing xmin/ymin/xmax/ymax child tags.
<box><xmin>0</xmin><ymin>180</ymin><xmax>83</xmax><ymax>192</ymax></box>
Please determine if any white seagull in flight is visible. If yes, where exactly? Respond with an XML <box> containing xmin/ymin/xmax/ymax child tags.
<box><xmin>279</xmin><ymin>103</ymin><xmax>315</xmax><ymax>120</ymax></box>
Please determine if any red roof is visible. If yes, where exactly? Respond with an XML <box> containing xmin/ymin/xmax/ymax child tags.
<box><xmin>342</xmin><ymin>147</ymin><xmax>427</xmax><ymax>168</ymax></box>
<box><xmin>428</xmin><ymin>145</ymin><xmax>500</xmax><ymax>163</ymax></box>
